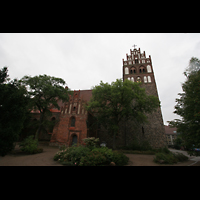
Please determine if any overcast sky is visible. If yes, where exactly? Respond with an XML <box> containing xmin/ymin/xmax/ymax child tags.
<box><xmin>0</xmin><ymin>33</ymin><xmax>200</xmax><ymax>125</ymax></box>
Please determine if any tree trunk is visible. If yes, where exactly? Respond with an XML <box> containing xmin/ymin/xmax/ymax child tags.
<box><xmin>112</xmin><ymin>132</ymin><xmax>116</xmax><ymax>150</ymax></box>
<box><xmin>124</xmin><ymin>118</ymin><xmax>127</xmax><ymax>146</ymax></box>
<box><xmin>35</xmin><ymin>125</ymin><xmax>41</xmax><ymax>140</ymax></box>
<box><xmin>35</xmin><ymin>111</ymin><xmax>45</xmax><ymax>140</ymax></box>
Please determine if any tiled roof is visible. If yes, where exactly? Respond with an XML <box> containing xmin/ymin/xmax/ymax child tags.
<box><xmin>80</xmin><ymin>90</ymin><xmax>93</xmax><ymax>102</ymax></box>
<box><xmin>31</xmin><ymin>89</ymin><xmax>93</xmax><ymax>113</ymax></box>
<box><xmin>165</xmin><ymin>125</ymin><xmax>177</xmax><ymax>135</ymax></box>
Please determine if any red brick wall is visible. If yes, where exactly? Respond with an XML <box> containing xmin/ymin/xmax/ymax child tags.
<box><xmin>50</xmin><ymin>90</ymin><xmax>90</xmax><ymax>146</ymax></box>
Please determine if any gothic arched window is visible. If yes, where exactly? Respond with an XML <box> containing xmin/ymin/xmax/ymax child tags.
<box><xmin>139</xmin><ymin>66</ymin><xmax>146</xmax><ymax>73</ymax></box>
<box><xmin>144</xmin><ymin>76</ymin><xmax>147</xmax><ymax>83</ymax></box>
<box><xmin>125</xmin><ymin>67</ymin><xmax>129</xmax><ymax>74</ymax></box>
<box><xmin>130</xmin><ymin>67</ymin><xmax>136</xmax><ymax>74</ymax></box>
<box><xmin>147</xmin><ymin>65</ymin><xmax>152</xmax><ymax>73</ymax></box>
<box><xmin>148</xmin><ymin>76</ymin><xmax>151</xmax><ymax>83</ymax></box>
<box><xmin>70</xmin><ymin>116</ymin><xmax>76</xmax><ymax>127</ymax></box>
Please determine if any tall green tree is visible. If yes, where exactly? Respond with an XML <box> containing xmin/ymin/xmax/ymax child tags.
<box><xmin>0</xmin><ymin>67</ymin><xmax>29</xmax><ymax>156</ymax></box>
<box><xmin>169</xmin><ymin>57</ymin><xmax>200</xmax><ymax>154</ymax></box>
<box><xmin>86</xmin><ymin>79</ymin><xmax>160</xmax><ymax>149</ymax></box>
<box><xmin>20</xmin><ymin>74</ymin><xmax>71</xmax><ymax>139</ymax></box>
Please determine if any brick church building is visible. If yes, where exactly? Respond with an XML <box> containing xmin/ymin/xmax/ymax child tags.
<box><xmin>32</xmin><ymin>47</ymin><xmax>167</xmax><ymax>149</ymax></box>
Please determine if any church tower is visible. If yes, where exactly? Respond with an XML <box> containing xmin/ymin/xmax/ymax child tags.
<box><xmin>122</xmin><ymin>46</ymin><xmax>167</xmax><ymax>148</ymax></box>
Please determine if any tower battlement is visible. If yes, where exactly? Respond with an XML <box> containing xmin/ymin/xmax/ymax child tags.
<box><xmin>122</xmin><ymin>48</ymin><xmax>155</xmax><ymax>86</ymax></box>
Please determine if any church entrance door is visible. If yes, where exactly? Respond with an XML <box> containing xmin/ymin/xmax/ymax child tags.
<box><xmin>72</xmin><ymin>135</ymin><xmax>77</xmax><ymax>146</ymax></box>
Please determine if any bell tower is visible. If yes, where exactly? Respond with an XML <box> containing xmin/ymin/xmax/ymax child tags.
<box><xmin>122</xmin><ymin>47</ymin><xmax>158</xmax><ymax>95</ymax></box>
<box><xmin>122</xmin><ymin>46</ymin><xmax>167</xmax><ymax>148</ymax></box>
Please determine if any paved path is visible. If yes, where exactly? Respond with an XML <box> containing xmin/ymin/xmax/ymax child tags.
<box><xmin>0</xmin><ymin>144</ymin><xmax>62</xmax><ymax>166</ymax></box>
<box><xmin>125</xmin><ymin>154</ymin><xmax>194</xmax><ymax>166</ymax></box>
<box><xmin>0</xmin><ymin>145</ymin><xmax>198</xmax><ymax>166</ymax></box>
<box><xmin>169</xmin><ymin>148</ymin><xmax>200</xmax><ymax>166</ymax></box>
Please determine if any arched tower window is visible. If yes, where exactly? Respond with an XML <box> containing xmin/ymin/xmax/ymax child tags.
<box><xmin>139</xmin><ymin>66</ymin><xmax>146</xmax><ymax>73</ymax></box>
<box><xmin>147</xmin><ymin>65</ymin><xmax>152</xmax><ymax>73</ymax></box>
<box><xmin>144</xmin><ymin>76</ymin><xmax>147</xmax><ymax>83</ymax></box>
<box><xmin>148</xmin><ymin>76</ymin><xmax>151</xmax><ymax>83</ymax></box>
<box><xmin>70</xmin><ymin>116</ymin><xmax>76</xmax><ymax>127</ymax></box>
<box><xmin>130</xmin><ymin>67</ymin><xmax>136</xmax><ymax>74</ymax></box>
<box><xmin>125</xmin><ymin>67</ymin><xmax>129</xmax><ymax>74</ymax></box>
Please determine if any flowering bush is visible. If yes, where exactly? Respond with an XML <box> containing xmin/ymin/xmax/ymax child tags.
<box><xmin>54</xmin><ymin>138</ymin><xmax>129</xmax><ymax>166</ymax></box>
<box><xmin>82</xmin><ymin>137</ymin><xmax>99</xmax><ymax>149</ymax></box>
<box><xmin>54</xmin><ymin>145</ymin><xmax>90</xmax><ymax>166</ymax></box>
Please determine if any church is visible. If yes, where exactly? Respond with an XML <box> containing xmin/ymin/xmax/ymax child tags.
<box><xmin>32</xmin><ymin>46</ymin><xmax>167</xmax><ymax>149</ymax></box>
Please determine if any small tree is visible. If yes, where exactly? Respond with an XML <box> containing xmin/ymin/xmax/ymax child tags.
<box><xmin>173</xmin><ymin>137</ymin><xmax>183</xmax><ymax>150</ymax></box>
<box><xmin>20</xmin><ymin>74</ymin><xmax>71</xmax><ymax>140</ymax></box>
<box><xmin>0</xmin><ymin>67</ymin><xmax>29</xmax><ymax>156</ymax></box>
<box><xmin>169</xmin><ymin>57</ymin><xmax>200</xmax><ymax>154</ymax></box>
<box><xmin>86</xmin><ymin>79</ymin><xmax>160</xmax><ymax>149</ymax></box>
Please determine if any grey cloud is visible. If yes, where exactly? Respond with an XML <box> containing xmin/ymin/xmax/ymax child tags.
<box><xmin>0</xmin><ymin>33</ymin><xmax>200</xmax><ymax>125</ymax></box>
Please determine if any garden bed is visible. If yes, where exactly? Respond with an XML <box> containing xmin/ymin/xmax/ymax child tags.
<box><xmin>54</xmin><ymin>145</ymin><xmax>129</xmax><ymax>166</ymax></box>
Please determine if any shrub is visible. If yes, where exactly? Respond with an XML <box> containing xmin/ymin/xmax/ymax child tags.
<box><xmin>82</xmin><ymin>137</ymin><xmax>99</xmax><ymax>150</ymax></box>
<box><xmin>54</xmin><ymin>145</ymin><xmax>129</xmax><ymax>166</ymax></box>
<box><xmin>173</xmin><ymin>138</ymin><xmax>183</xmax><ymax>150</ymax></box>
<box><xmin>160</xmin><ymin>147</ymin><xmax>171</xmax><ymax>154</ymax></box>
<box><xmin>173</xmin><ymin>152</ymin><xmax>188</xmax><ymax>162</ymax></box>
<box><xmin>19</xmin><ymin>135</ymin><xmax>43</xmax><ymax>154</ymax></box>
<box><xmin>53</xmin><ymin>145</ymin><xmax>90</xmax><ymax>166</ymax></box>
<box><xmin>154</xmin><ymin>151</ymin><xmax>188</xmax><ymax>164</ymax></box>
<box><xmin>91</xmin><ymin>147</ymin><xmax>129</xmax><ymax>166</ymax></box>
<box><xmin>154</xmin><ymin>152</ymin><xmax>177</xmax><ymax>164</ymax></box>
<box><xmin>112</xmin><ymin>151</ymin><xmax>129</xmax><ymax>166</ymax></box>
<box><xmin>92</xmin><ymin>147</ymin><xmax>113</xmax><ymax>162</ymax></box>
<box><xmin>79</xmin><ymin>151</ymin><xmax>107</xmax><ymax>166</ymax></box>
